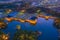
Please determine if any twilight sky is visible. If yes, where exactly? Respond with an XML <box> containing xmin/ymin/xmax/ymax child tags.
<box><xmin>0</xmin><ymin>0</ymin><xmax>60</xmax><ymax>5</ymax></box>
<box><xmin>0</xmin><ymin>0</ymin><xmax>59</xmax><ymax>2</ymax></box>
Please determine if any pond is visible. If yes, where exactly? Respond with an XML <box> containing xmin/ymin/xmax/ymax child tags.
<box><xmin>2</xmin><ymin>17</ymin><xmax>58</xmax><ymax>40</ymax></box>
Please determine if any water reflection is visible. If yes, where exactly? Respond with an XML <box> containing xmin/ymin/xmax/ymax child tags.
<box><xmin>2</xmin><ymin>17</ymin><xmax>58</xmax><ymax>40</ymax></box>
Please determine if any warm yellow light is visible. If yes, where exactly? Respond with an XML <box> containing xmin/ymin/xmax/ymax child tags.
<box><xmin>28</xmin><ymin>20</ymin><xmax>37</xmax><ymax>25</ymax></box>
<box><xmin>45</xmin><ymin>16</ymin><xmax>49</xmax><ymax>18</ymax></box>
<box><xmin>6</xmin><ymin>9</ymin><xmax>12</xmax><ymax>13</ymax></box>
<box><xmin>5</xmin><ymin>37</ymin><xmax>8</xmax><ymax>40</ymax></box>
<box><xmin>21</xmin><ymin>10</ymin><xmax>26</xmax><ymax>13</ymax></box>
<box><xmin>37</xmin><ymin>10</ymin><xmax>40</xmax><ymax>13</ymax></box>
<box><xmin>2</xmin><ymin>35</ymin><xmax>6</xmax><ymax>39</ymax></box>
<box><xmin>16</xmin><ymin>25</ymin><xmax>21</xmax><ymax>30</ymax></box>
<box><xmin>5</xmin><ymin>18</ymin><xmax>14</xmax><ymax>22</ymax></box>
<box><xmin>19</xmin><ymin>19</ymin><xmax>25</xmax><ymax>23</ymax></box>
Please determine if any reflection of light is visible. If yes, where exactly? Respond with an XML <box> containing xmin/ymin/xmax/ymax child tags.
<box><xmin>2</xmin><ymin>34</ymin><xmax>9</xmax><ymax>40</ymax></box>
<box><xmin>54</xmin><ymin>18</ymin><xmax>60</xmax><ymax>27</ymax></box>
<box><xmin>37</xmin><ymin>10</ymin><xmax>41</xmax><ymax>13</ymax></box>
<box><xmin>0</xmin><ymin>21</ymin><xmax>6</xmax><ymax>29</ymax></box>
<box><xmin>45</xmin><ymin>16</ymin><xmax>49</xmax><ymax>20</ymax></box>
<box><xmin>16</xmin><ymin>25</ymin><xmax>21</xmax><ymax>30</ymax></box>
<box><xmin>19</xmin><ymin>34</ymin><xmax>24</xmax><ymax>39</ymax></box>
<box><xmin>0</xmin><ymin>23</ymin><xmax>2</xmax><ymax>25</ymax></box>
<box><xmin>18</xmin><ymin>19</ymin><xmax>25</xmax><ymax>23</ymax></box>
<box><xmin>21</xmin><ymin>10</ymin><xmax>26</xmax><ymax>13</ymax></box>
<box><xmin>14</xmin><ymin>18</ymin><xmax>18</xmax><ymax>21</ymax></box>
<box><xmin>5</xmin><ymin>17</ymin><xmax>13</xmax><ymax>22</ymax></box>
<box><xmin>6</xmin><ymin>9</ymin><xmax>12</xmax><ymax>13</ymax></box>
<box><xmin>27</xmin><ymin>20</ymin><xmax>37</xmax><ymax>25</ymax></box>
<box><xmin>55</xmin><ymin>18</ymin><xmax>60</xmax><ymax>23</ymax></box>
